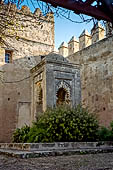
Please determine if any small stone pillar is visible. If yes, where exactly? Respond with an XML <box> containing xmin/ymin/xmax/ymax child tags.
<box><xmin>46</xmin><ymin>12</ymin><xmax>54</xmax><ymax>22</ymax></box>
<box><xmin>79</xmin><ymin>30</ymin><xmax>91</xmax><ymax>50</ymax></box>
<box><xmin>106</xmin><ymin>22</ymin><xmax>113</xmax><ymax>37</ymax></box>
<box><xmin>91</xmin><ymin>22</ymin><xmax>105</xmax><ymax>44</ymax></box>
<box><xmin>68</xmin><ymin>36</ymin><xmax>79</xmax><ymax>56</ymax></box>
<box><xmin>58</xmin><ymin>42</ymin><xmax>68</xmax><ymax>57</ymax></box>
<box><xmin>34</xmin><ymin>8</ymin><xmax>42</xmax><ymax>16</ymax></box>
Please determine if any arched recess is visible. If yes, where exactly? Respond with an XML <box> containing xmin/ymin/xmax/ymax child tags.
<box><xmin>35</xmin><ymin>82</ymin><xmax>43</xmax><ymax>114</ymax></box>
<box><xmin>38</xmin><ymin>88</ymin><xmax>43</xmax><ymax>105</ymax></box>
<box><xmin>56</xmin><ymin>87</ymin><xmax>70</xmax><ymax>105</ymax></box>
<box><xmin>56</xmin><ymin>80</ymin><xmax>71</xmax><ymax>105</ymax></box>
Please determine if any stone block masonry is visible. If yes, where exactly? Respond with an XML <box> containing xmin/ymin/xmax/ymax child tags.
<box><xmin>68</xmin><ymin>35</ymin><xmax>113</xmax><ymax>126</ymax></box>
<box><xmin>0</xmin><ymin>3</ymin><xmax>55</xmax><ymax>64</ymax></box>
<box><xmin>0</xmin><ymin>3</ymin><xmax>55</xmax><ymax>142</ymax></box>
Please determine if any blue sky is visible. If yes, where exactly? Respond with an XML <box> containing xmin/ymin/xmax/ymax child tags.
<box><xmin>55</xmin><ymin>14</ymin><xmax>93</xmax><ymax>49</ymax></box>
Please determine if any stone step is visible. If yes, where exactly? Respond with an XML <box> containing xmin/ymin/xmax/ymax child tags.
<box><xmin>0</xmin><ymin>142</ymin><xmax>113</xmax><ymax>151</ymax></box>
<box><xmin>1</xmin><ymin>147</ymin><xmax>113</xmax><ymax>159</ymax></box>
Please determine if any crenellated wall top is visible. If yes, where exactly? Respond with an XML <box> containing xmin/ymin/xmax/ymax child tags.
<box><xmin>0</xmin><ymin>3</ymin><xmax>54</xmax><ymax>22</ymax></box>
<box><xmin>58</xmin><ymin>22</ymin><xmax>107</xmax><ymax>57</ymax></box>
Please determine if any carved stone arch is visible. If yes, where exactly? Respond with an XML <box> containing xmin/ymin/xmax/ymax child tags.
<box><xmin>56</xmin><ymin>80</ymin><xmax>71</xmax><ymax>105</ymax></box>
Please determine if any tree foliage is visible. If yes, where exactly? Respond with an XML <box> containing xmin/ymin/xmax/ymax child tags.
<box><xmin>13</xmin><ymin>105</ymin><xmax>99</xmax><ymax>143</ymax></box>
<box><xmin>98</xmin><ymin>121</ymin><xmax>113</xmax><ymax>141</ymax></box>
<box><xmin>12</xmin><ymin>125</ymin><xmax>30</xmax><ymax>143</ymax></box>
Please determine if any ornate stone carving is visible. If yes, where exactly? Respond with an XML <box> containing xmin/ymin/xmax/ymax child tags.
<box><xmin>56</xmin><ymin>80</ymin><xmax>71</xmax><ymax>105</ymax></box>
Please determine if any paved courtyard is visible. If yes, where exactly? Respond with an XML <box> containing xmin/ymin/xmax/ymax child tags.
<box><xmin>0</xmin><ymin>153</ymin><xmax>113</xmax><ymax>170</ymax></box>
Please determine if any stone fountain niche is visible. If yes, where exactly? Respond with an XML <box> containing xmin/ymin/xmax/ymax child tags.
<box><xmin>56</xmin><ymin>80</ymin><xmax>71</xmax><ymax>105</ymax></box>
<box><xmin>31</xmin><ymin>53</ymin><xmax>81</xmax><ymax>121</ymax></box>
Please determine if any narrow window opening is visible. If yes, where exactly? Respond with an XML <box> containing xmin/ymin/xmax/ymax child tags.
<box><xmin>5</xmin><ymin>50</ymin><xmax>13</xmax><ymax>63</ymax></box>
<box><xmin>103</xmin><ymin>107</ymin><xmax>106</xmax><ymax>111</ymax></box>
<box><xmin>36</xmin><ymin>85</ymin><xmax>43</xmax><ymax>114</ymax></box>
<box><xmin>38</xmin><ymin>88</ymin><xmax>43</xmax><ymax>105</ymax></box>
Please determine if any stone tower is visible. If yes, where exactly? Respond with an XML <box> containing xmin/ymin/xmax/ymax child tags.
<box><xmin>91</xmin><ymin>22</ymin><xmax>105</xmax><ymax>44</ymax></box>
<box><xmin>0</xmin><ymin>3</ymin><xmax>55</xmax><ymax>142</ymax></box>
<box><xmin>79</xmin><ymin>30</ymin><xmax>91</xmax><ymax>50</ymax></box>
<box><xmin>58</xmin><ymin>42</ymin><xmax>68</xmax><ymax>57</ymax></box>
<box><xmin>68</xmin><ymin>36</ymin><xmax>79</xmax><ymax>56</ymax></box>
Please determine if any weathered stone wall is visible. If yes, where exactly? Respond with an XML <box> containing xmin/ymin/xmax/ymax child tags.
<box><xmin>0</xmin><ymin>55</ymin><xmax>42</xmax><ymax>142</ymax></box>
<box><xmin>0</xmin><ymin>3</ymin><xmax>54</xmax><ymax>63</ymax></box>
<box><xmin>0</xmin><ymin>3</ymin><xmax>54</xmax><ymax>142</ymax></box>
<box><xmin>68</xmin><ymin>35</ymin><xmax>113</xmax><ymax>126</ymax></box>
<box><xmin>0</xmin><ymin>65</ymin><xmax>30</xmax><ymax>142</ymax></box>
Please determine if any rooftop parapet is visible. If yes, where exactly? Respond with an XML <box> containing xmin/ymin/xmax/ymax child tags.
<box><xmin>79</xmin><ymin>29</ymin><xmax>91</xmax><ymax>50</ymax></box>
<box><xmin>0</xmin><ymin>3</ymin><xmax>54</xmax><ymax>23</ymax></box>
<box><xmin>46</xmin><ymin>12</ymin><xmax>54</xmax><ymax>22</ymax></box>
<box><xmin>21</xmin><ymin>5</ymin><xmax>31</xmax><ymax>14</ymax></box>
<box><xmin>58</xmin><ymin>22</ymin><xmax>106</xmax><ymax>57</ymax></box>
<box><xmin>91</xmin><ymin>22</ymin><xmax>105</xmax><ymax>44</ymax></box>
<box><xmin>58</xmin><ymin>42</ymin><xmax>68</xmax><ymax>58</ymax></box>
<box><xmin>68</xmin><ymin>36</ymin><xmax>79</xmax><ymax>56</ymax></box>
<box><xmin>34</xmin><ymin>8</ymin><xmax>42</xmax><ymax>16</ymax></box>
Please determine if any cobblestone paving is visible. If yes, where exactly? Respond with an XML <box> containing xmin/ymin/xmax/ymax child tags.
<box><xmin>0</xmin><ymin>153</ymin><xmax>113</xmax><ymax>170</ymax></box>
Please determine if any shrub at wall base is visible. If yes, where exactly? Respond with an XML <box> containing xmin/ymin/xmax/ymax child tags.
<box><xmin>12</xmin><ymin>105</ymin><xmax>99</xmax><ymax>143</ymax></box>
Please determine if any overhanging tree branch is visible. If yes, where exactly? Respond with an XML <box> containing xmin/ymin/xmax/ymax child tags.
<box><xmin>1</xmin><ymin>0</ymin><xmax>113</xmax><ymax>23</ymax></box>
<box><xmin>38</xmin><ymin>0</ymin><xmax>113</xmax><ymax>22</ymax></box>
<box><xmin>85</xmin><ymin>0</ymin><xmax>95</xmax><ymax>5</ymax></box>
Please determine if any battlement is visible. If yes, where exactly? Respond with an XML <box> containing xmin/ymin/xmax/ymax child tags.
<box><xmin>58</xmin><ymin>22</ymin><xmax>109</xmax><ymax>57</ymax></box>
<box><xmin>0</xmin><ymin>3</ymin><xmax>55</xmax><ymax>63</ymax></box>
<box><xmin>0</xmin><ymin>3</ymin><xmax>54</xmax><ymax>22</ymax></box>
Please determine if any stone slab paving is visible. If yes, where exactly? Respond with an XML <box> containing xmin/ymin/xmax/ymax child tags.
<box><xmin>0</xmin><ymin>153</ymin><xmax>113</xmax><ymax>170</ymax></box>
